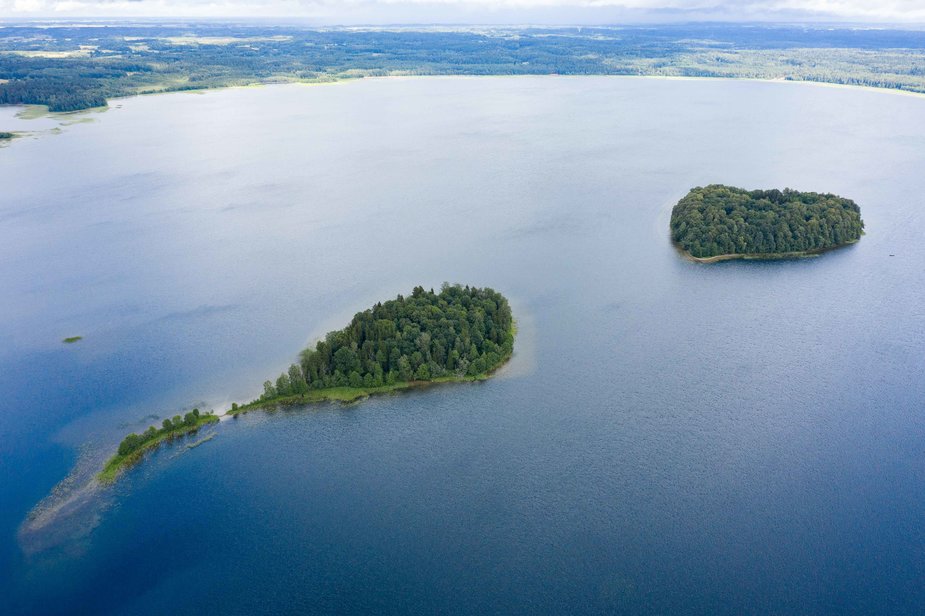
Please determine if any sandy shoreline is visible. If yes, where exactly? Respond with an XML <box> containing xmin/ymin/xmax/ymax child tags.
<box><xmin>3</xmin><ymin>72</ymin><xmax>924</xmax><ymax>129</ymax></box>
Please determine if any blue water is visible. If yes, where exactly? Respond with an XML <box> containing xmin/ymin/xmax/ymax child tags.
<box><xmin>2</xmin><ymin>78</ymin><xmax>924</xmax><ymax>614</ymax></box>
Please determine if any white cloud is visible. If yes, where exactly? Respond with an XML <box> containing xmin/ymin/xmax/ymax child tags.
<box><xmin>2</xmin><ymin>0</ymin><xmax>925</xmax><ymax>22</ymax></box>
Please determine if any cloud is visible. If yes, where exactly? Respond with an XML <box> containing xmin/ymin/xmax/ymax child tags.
<box><xmin>2</xmin><ymin>0</ymin><xmax>925</xmax><ymax>22</ymax></box>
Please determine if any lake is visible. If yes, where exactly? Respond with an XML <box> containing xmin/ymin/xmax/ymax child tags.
<box><xmin>1</xmin><ymin>77</ymin><xmax>924</xmax><ymax>614</ymax></box>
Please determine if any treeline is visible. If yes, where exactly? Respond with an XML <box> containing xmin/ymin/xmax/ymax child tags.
<box><xmin>671</xmin><ymin>185</ymin><xmax>864</xmax><ymax>258</ymax></box>
<box><xmin>116</xmin><ymin>408</ymin><xmax>213</xmax><ymax>457</ymax></box>
<box><xmin>259</xmin><ymin>284</ymin><xmax>513</xmax><ymax>402</ymax></box>
<box><xmin>2</xmin><ymin>24</ymin><xmax>925</xmax><ymax>111</ymax></box>
<box><xmin>0</xmin><ymin>55</ymin><xmax>154</xmax><ymax>111</ymax></box>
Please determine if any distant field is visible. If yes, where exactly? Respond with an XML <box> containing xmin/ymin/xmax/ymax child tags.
<box><xmin>1</xmin><ymin>22</ymin><xmax>924</xmax><ymax>111</ymax></box>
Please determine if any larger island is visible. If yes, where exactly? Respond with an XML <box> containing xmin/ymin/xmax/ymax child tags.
<box><xmin>100</xmin><ymin>284</ymin><xmax>514</xmax><ymax>482</ymax></box>
<box><xmin>670</xmin><ymin>184</ymin><xmax>864</xmax><ymax>262</ymax></box>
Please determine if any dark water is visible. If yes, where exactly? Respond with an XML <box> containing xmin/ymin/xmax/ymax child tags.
<box><xmin>1</xmin><ymin>77</ymin><xmax>924</xmax><ymax>614</ymax></box>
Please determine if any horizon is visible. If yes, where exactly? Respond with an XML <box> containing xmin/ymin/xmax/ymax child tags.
<box><xmin>3</xmin><ymin>17</ymin><xmax>925</xmax><ymax>29</ymax></box>
<box><xmin>4</xmin><ymin>1</ymin><xmax>925</xmax><ymax>26</ymax></box>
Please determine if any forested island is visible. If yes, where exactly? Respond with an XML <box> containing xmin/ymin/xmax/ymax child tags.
<box><xmin>2</xmin><ymin>23</ymin><xmax>925</xmax><ymax>112</ymax></box>
<box><xmin>100</xmin><ymin>284</ymin><xmax>513</xmax><ymax>481</ymax></box>
<box><xmin>670</xmin><ymin>185</ymin><xmax>864</xmax><ymax>261</ymax></box>
<box><xmin>232</xmin><ymin>283</ymin><xmax>514</xmax><ymax>413</ymax></box>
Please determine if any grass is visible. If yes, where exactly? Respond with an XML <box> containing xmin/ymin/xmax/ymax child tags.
<box><xmin>62</xmin><ymin>336</ymin><xmax>83</xmax><ymax>344</ymax></box>
<box><xmin>97</xmin><ymin>414</ymin><xmax>219</xmax><ymax>484</ymax></box>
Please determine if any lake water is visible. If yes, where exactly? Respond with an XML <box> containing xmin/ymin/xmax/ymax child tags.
<box><xmin>1</xmin><ymin>77</ymin><xmax>924</xmax><ymax>614</ymax></box>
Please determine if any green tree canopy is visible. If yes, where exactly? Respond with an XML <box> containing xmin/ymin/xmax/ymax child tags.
<box><xmin>259</xmin><ymin>284</ymin><xmax>514</xmax><ymax>401</ymax></box>
<box><xmin>670</xmin><ymin>184</ymin><xmax>864</xmax><ymax>259</ymax></box>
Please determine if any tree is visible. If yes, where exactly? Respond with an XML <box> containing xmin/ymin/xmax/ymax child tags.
<box><xmin>288</xmin><ymin>364</ymin><xmax>307</xmax><ymax>395</ymax></box>
<box><xmin>118</xmin><ymin>433</ymin><xmax>142</xmax><ymax>456</ymax></box>
<box><xmin>276</xmin><ymin>373</ymin><xmax>291</xmax><ymax>397</ymax></box>
<box><xmin>397</xmin><ymin>356</ymin><xmax>413</xmax><ymax>382</ymax></box>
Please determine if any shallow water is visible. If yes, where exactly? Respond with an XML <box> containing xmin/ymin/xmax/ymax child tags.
<box><xmin>2</xmin><ymin>77</ymin><xmax>924</xmax><ymax>614</ymax></box>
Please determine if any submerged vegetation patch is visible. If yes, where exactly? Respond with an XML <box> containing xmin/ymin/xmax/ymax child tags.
<box><xmin>670</xmin><ymin>184</ymin><xmax>864</xmax><ymax>261</ymax></box>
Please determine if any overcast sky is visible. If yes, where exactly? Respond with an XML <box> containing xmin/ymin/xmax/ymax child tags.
<box><xmin>3</xmin><ymin>0</ymin><xmax>925</xmax><ymax>23</ymax></box>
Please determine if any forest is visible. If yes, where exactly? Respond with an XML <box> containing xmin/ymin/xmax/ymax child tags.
<box><xmin>255</xmin><ymin>284</ymin><xmax>514</xmax><ymax>405</ymax></box>
<box><xmin>1</xmin><ymin>23</ymin><xmax>925</xmax><ymax>111</ymax></box>
<box><xmin>670</xmin><ymin>185</ymin><xmax>864</xmax><ymax>259</ymax></box>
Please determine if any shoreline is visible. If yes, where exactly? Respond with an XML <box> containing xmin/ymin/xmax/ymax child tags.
<box><xmin>228</xmin><ymin>322</ymin><xmax>517</xmax><ymax>416</ymax></box>
<box><xmin>3</xmin><ymin>72</ymin><xmax>924</xmax><ymax>128</ymax></box>
<box><xmin>97</xmin><ymin>318</ymin><xmax>516</xmax><ymax>484</ymax></box>
<box><xmin>675</xmin><ymin>238</ymin><xmax>861</xmax><ymax>263</ymax></box>
<box><xmin>229</xmin><ymin>368</ymin><xmax>506</xmax><ymax>416</ymax></box>
<box><xmin>97</xmin><ymin>414</ymin><xmax>219</xmax><ymax>484</ymax></box>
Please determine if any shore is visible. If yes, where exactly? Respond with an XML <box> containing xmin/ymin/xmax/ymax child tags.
<box><xmin>97</xmin><ymin>414</ymin><xmax>219</xmax><ymax>484</ymax></box>
<box><xmin>676</xmin><ymin>238</ymin><xmax>861</xmax><ymax>263</ymax></box>
<box><xmin>4</xmin><ymin>72</ymin><xmax>924</xmax><ymax>132</ymax></box>
<box><xmin>228</xmin><ymin>372</ymin><xmax>501</xmax><ymax>416</ymax></box>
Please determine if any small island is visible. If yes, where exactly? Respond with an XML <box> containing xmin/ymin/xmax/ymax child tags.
<box><xmin>670</xmin><ymin>185</ymin><xmax>864</xmax><ymax>262</ymax></box>
<box><xmin>100</xmin><ymin>284</ymin><xmax>514</xmax><ymax>482</ymax></box>
<box><xmin>231</xmin><ymin>283</ymin><xmax>514</xmax><ymax>413</ymax></box>
<box><xmin>99</xmin><ymin>409</ymin><xmax>218</xmax><ymax>483</ymax></box>
<box><xmin>62</xmin><ymin>336</ymin><xmax>83</xmax><ymax>344</ymax></box>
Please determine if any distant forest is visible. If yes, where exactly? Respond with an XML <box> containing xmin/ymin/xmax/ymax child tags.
<box><xmin>1</xmin><ymin>23</ymin><xmax>925</xmax><ymax>111</ymax></box>
<box><xmin>258</xmin><ymin>284</ymin><xmax>513</xmax><ymax>402</ymax></box>
<box><xmin>670</xmin><ymin>185</ymin><xmax>864</xmax><ymax>258</ymax></box>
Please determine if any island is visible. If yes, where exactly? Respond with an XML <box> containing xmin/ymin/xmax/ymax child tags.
<box><xmin>62</xmin><ymin>336</ymin><xmax>83</xmax><ymax>344</ymax></box>
<box><xmin>99</xmin><ymin>284</ymin><xmax>513</xmax><ymax>482</ymax></box>
<box><xmin>670</xmin><ymin>184</ymin><xmax>864</xmax><ymax>262</ymax></box>
<box><xmin>231</xmin><ymin>283</ymin><xmax>514</xmax><ymax>413</ymax></box>
<box><xmin>99</xmin><ymin>409</ymin><xmax>218</xmax><ymax>483</ymax></box>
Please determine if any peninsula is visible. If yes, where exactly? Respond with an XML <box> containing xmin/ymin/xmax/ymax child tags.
<box><xmin>100</xmin><ymin>284</ymin><xmax>514</xmax><ymax>482</ymax></box>
<box><xmin>99</xmin><ymin>409</ymin><xmax>218</xmax><ymax>483</ymax></box>
<box><xmin>670</xmin><ymin>185</ymin><xmax>864</xmax><ymax>262</ymax></box>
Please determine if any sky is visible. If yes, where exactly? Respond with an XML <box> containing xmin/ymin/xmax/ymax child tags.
<box><xmin>2</xmin><ymin>0</ymin><xmax>925</xmax><ymax>23</ymax></box>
